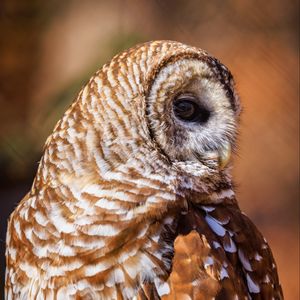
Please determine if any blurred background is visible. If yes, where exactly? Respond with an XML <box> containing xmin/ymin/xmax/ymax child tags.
<box><xmin>0</xmin><ymin>0</ymin><xmax>298</xmax><ymax>298</ymax></box>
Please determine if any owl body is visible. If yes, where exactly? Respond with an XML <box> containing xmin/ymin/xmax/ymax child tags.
<box><xmin>5</xmin><ymin>41</ymin><xmax>283</xmax><ymax>299</ymax></box>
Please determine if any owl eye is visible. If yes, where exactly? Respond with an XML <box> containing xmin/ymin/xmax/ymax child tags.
<box><xmin>173</xmin><ymin>95</ymin><xmax>210</xmax><ymax>123</ymax></box>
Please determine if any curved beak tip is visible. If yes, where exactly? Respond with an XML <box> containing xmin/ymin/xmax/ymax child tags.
<box><xmin>218</xmin><ymin>143</ymin><xmax>231</xmax><ymax>169</ymax></box>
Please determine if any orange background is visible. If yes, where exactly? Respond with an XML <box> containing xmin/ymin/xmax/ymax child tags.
<box><xmin>0</xmin><ymin>1</ymin><xmax>298</xmax><ymax>298</ymax></box>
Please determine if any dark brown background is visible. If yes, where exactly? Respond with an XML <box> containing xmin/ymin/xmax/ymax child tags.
<box><xmin>0</xmin><ymin>1</ymin><xmax>299</xmax><ymax>298</ymax></box>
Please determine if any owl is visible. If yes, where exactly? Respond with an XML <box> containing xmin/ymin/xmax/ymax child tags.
<box><xmin>5</xmin><ymin>40</ymin><xmax>283</xmax><ymax>299</ymax></box>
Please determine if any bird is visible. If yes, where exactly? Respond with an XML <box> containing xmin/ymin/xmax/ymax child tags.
<box><xmin>5</xmin><ymin>40</ymin><xmax>283</xmax><ymax>299</ymax></box>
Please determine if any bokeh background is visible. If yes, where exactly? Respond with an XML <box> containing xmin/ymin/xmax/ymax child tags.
<box><xmin>0</xmin><ymin>0</ymin><xmax>298</xmax><ymax>298</ymax></box>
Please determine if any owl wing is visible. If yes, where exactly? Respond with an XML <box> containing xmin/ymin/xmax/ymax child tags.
<box><xmin>138</xmin><ymin>200</ymin><xmax>283</xmax><ymax>300</ymax></box>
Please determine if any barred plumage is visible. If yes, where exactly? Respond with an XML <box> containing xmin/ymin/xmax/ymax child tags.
<box><xmin>5</xmin><ymin>41</ymin><xmax>283</xmax><ymax>299</ymax></box>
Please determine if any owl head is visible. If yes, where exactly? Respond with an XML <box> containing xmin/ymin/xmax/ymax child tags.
<box><xmin>39</xmin><ymin>41</ymin><xmax>241</xmax><ymax>193</ymax></box>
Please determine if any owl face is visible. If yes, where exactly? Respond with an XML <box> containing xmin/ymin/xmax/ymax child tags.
<box><xmin>147</xmin><ymin>57</ymin><xmax>239</xmax><ymax>169</ymax></box>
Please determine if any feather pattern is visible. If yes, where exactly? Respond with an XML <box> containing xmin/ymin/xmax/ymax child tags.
<box><xmin>5</xmin><ymin>41</ymin><xmax>282</xmax><ymax>299</ymax></box>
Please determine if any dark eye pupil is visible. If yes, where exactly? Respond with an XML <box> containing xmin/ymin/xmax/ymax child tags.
<box><xmin>173</xmin><ymin>97</ymin><xmax>210</xmax><ymax>123</ymax></box>
<box><xmin>174</xmin><ymin>101</ymin><xmax>195</xmax><ymax>119</ymax></box>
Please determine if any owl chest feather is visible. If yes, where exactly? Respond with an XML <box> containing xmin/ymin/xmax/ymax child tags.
<box><xmin>5</xmin><ymin>190</ymin><xmax>283</xmax><ymax>300</ymax></box>
<box><xmin>5</xmin><ymin>178</ymin><xmax>283</xmax><ymax>300</ymax></box>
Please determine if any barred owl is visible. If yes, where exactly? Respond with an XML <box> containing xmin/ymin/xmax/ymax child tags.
<box><xmin>5</xmin><ymin>41</ymin><xmax>283</xmax><ymax>299</ymax></box>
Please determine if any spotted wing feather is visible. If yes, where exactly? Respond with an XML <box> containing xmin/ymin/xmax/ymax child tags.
<box><xmin>156</xmin><ymin>199</ymin><xmax>283</xmax><ymax>299</ymax></box>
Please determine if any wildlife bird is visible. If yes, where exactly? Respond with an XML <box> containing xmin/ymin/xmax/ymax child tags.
<box><xmin>5</xmin><ymin>40</ymin><xmax>283</xmax><ymax>299</ymax></box>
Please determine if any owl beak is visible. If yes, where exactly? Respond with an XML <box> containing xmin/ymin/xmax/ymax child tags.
<box><xmin>218</xmin><ymin>142</ymin><xmax>231</xmax><ymax>169</ymax></box>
